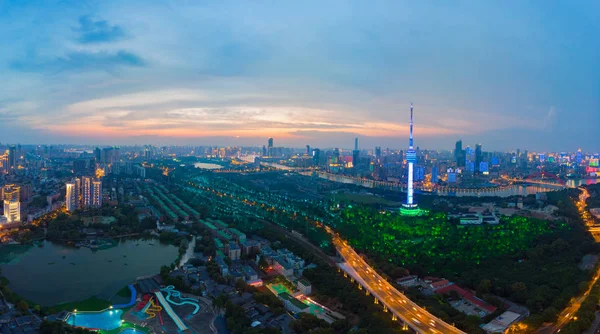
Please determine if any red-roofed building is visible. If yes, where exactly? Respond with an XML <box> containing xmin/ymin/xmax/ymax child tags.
<box><xmin>435</xmin><ymin>283</ymin><xmax>497</xmax><ymax>315</ymax></box>
<box><xmin>423</xmin><ymin>276</ymin><xmax>442</xmax><ymax>283</ymax></box>
<box><xmin>429</xmin><ymin>279</ymin><xmax>450</xmax><ymax>290</ymax></box>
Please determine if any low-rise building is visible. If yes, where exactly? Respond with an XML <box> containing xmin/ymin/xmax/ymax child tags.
<box><xmin>273</xmin><ymin>257</ymin><xmax>294</xmax><ymax>277</ymax></box>
<box><xmin>396</xmin><ymin>275</ymin><xmax>418</xmax><ymax>287</ymax></box>
<box><xmin>279</xmin><ymin>292</ymin><xmax>309</xmax><ymax>314</ymax></box>
<box><xmin>215</xmin><ymin>256</ymin><xmax>229</xmax><ymax>276</ymax></box>
<box><xmin>241</xmin><ymin>239</ymin><xmax>261</xmax><ymax>255</ymax></box>
<box><xmin>482</xmin><ymin>311</ymin><xmax>524</xmax><ymax>333</ymax></box>
<box><xmin>297</xmin><ymin>279</ymin><xmax>312</xmax><ymax>295</ymax></box>
<box><xmin>214</xmin><ymin>238</ymin><xmax>225</xmax><ymax>252</ymax></box>
<box><xmin>591</xmin><ymin>208</ymin><xmax>600</xmax><ymax>219</ymax></box>
<box><xmin>212</xmin><ymin>219</ymin><xmax>228</xmax><ymax>230</ymax></box>
<box><xmin>459</xmin><ymin>213</ymin><xmax>483</xmax><ymax>225</ymax></box>
<box><xmin>243</xmin><ymin>265</ymin><xmax>259</xmax><ymax>281</ymax></box>
<box><xmin>429</xmin><ymin>279</ymin><xmax>450</xmax><ymax>290</ymax></box>
<box><xmin>435</xmin><ymin>283</ymin><xmax>497</xmax><ymax>316</ymax></box>
<box><xmin>229</xmin><ymin>243</ymin><xmax>241</xmax><ymax>261</ymax></box>
<box><xmin>229</xmin><ymin>228</ymin><xmax>247</xmax><ymax>243</ymax></box>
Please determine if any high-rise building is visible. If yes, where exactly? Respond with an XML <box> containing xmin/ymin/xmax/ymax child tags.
<box><xmin>82</xmin><ymin>177</ymin><xmax>93</xmax><ymax>207</ymax></box>
<box><xmin>92</xmin><ymin>179</ymin><xmax>102</xmax><ymax>207</ymax></box>
<box><xmin>479</xmin><ymin>162</ymin><xmax>489</xmax><ymax>174</ymax></box>
<box><xmin>3</xmin><ymin>184</ymin><xmax>20</xmax><ymax>223</ymax></box>
<box><xmin>81</xmin><ymin>177</ymin><xmax>102</xmax><ymax>208</ymax></box>
<box><xmin>312</xmin><ymin>148</ymin><xmax>320</xmax><ymax>166</ymax></box>
<box><xmin>448</xmin><ymin>170</ymin><xmax>457</xmax><ymax>183</ymax></box>
<box><xmin>306</xmin><ymin>145</ymin><xmax>310</xmax><ymax>155</ymax></box>
<box><xmin>65</xmin><ymin>181</ymin><xmax>78</xmax><ymax>212</ymax></box>
<box><xmin>475</xmin><ymin>143</ymin><xmax>483</xmax><ymax>172</ymax></box>
<box><xmin>455</xmin><ymin>140</ymin><xmax>465</xmax><ymax>167</ymax></box>
<box><xmin>352</xmin><ymin>137</ymin><xmax>360</xmax><ymax>171</ymax></box>
<box><xmin>414</xmin><ymin>165</ymin><xmax>425</xmax><ymax>182</ymax></box>
<box><xmin>268</xmin><ymin>138</ymin><xmax>274</xmax><ymax>157</ymax></box>
<box><xmin>0</xmin><ymin>152</ymin><xmax>8</xmax><ymax>174</ymax></box>
<box><xmin>8</xmin><ymin>145</ymin><xmax>16</xmax><ymax>170</ymax></box>
<box><xmin>403</xmin><ymin>104</ymin><xmax>418</xmax><ymax>211</ymax></box>
<box><xmin>431</xmin><ymin>166</ymin><xmax>439</xmax><ymax>183</ymax></box>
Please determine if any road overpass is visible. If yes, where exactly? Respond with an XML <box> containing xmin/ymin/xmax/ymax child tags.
<box><xmin>331</xmin><ymin>232</ymin><xmax>465</xmax><ymax>334</ymax></box>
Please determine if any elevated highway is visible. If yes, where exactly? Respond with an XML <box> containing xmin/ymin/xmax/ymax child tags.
<box><xmin>331</xmin><ymin>230</ymin><xmax>465</xmax><ymax>334</ymax></box>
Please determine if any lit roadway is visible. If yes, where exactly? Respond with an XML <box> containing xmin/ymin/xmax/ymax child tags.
<box><xmin>329</xmin><ymin>229</ymin><xmax>465</xmax><ymax>334</ymax></box>
<box><xmin>505</xmin><ymin>177</ymin><xmax>569</xmax><ymax>188</ymax></box>
<box><xmin>541</xmin><ymin>187</ymin><xmax>599</xmax><ymax>334</ymax></box>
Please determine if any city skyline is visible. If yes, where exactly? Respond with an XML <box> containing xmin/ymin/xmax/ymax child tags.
<box><xmin>1</xmin><ymin>1</ymin><xmax>599</xmax><ymax>151</ymax></box>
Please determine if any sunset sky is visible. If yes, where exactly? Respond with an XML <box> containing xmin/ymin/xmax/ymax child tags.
<box><xmin>0</xmin><ymin>1</ymin><xmax>598</xmax><ymax>151</ymax></box>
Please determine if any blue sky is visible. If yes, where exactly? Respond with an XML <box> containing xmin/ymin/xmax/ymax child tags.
<box><xmin>0</xmin><ymin>1</ymin><xmax>598</xmax><ymax>151</ymax></box>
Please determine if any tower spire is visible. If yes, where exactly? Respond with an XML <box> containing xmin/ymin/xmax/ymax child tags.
<box><xmin>409</xmin><ymin>103</ymin><xmax>414</xmax><ymax>149</ymax></box>
<box><xmin>403</xmin><ymin>103</ymin><xmax>419</xmax><ymax>214</ymax></box>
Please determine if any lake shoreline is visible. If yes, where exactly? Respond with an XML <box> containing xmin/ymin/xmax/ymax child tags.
<box><xmin>0</xmin><ymin>238</ymin><xmax>179</xmax><ymax>306</ymax></box>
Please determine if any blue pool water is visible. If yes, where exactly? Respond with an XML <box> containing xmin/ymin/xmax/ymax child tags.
<box><xmin>65</xmin><ymin>309</ymin><xmax>123</xmax><ymax>330</ymax></box>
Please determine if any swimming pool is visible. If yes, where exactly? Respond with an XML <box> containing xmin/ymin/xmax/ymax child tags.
<box><xmin>65</xmin><ymin>309</ymin><xmax>123</xmax><ymax>330</ymax></box>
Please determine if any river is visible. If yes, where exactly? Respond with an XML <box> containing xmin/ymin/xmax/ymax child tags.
<box><xmin>0</xmin><ymin>239</ymin><xmax>178</xmax><ymax>306</ymax></box>
<box><xmin>307</xmin><ymin>172</ymin><xmax>599</xmax><ymax>198</ymax></box>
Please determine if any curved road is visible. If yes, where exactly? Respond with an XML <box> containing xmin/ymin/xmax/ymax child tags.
<box><xmin>540</xmin><ymin>187</ymin><xmax>600</xmax><ymax>334</ymax></box>
<box><xmin>329</xmin><ymin>229</ymin><xmax>465</xmax><ymax>334</ymax></box>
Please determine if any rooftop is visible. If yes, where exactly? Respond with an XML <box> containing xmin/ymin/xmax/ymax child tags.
<box><xmin>202</xmin><ymin>221</ymin><xmax>217</xmax><ymax>230</ymax></box>
<box><xmin>229</xmin><ymin>228</ymin><xmax>246</xmax><ymax>238</ymax></box>
<box><xmin>279</xmin><ymin>292</ymin><xmax>309</xmax><ymax>311</ymax></box>
<box><xmin>298</xmin><ymin>278</ymin><xmax>311</xmax><ymax>287</ymax></box>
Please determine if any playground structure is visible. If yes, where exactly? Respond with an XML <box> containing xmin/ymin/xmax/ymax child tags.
<box><xmin>154</xmin><ymin>291</ymin><xmax>188</xmax><ymax>331</ymax></box>
<box><xmin>141</xmin><ymin>297</ymin><xmax>163</xmax><ymax>325</ymax></box>
<box><xmin>161</xmin><ymin>285</ymin><xmax>200</xmax><ymax>315</ymax></box>
<box><xmin>150</xmin><ymin>285</ymin><xmax>201</xmax><ymax>332</ymax></box>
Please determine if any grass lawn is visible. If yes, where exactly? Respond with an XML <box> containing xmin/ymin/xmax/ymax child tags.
<box><xmin>46</xmin><ymin>296</ymin><xmax>111</xmax><ymax>313</ymax></box>
<box><xmin>99</xmin><ymin>321</ymin><xmax>150</xmax><ymax>334</ymax></box>
<box><xmin>267</xmin><ymin>283</ymin><xmax>292</xmax><ymax>295</ymax></box>
<box><xmin>116</xmin><ymin>285</ymin><xmax>132</xmax><ymax>298</ymax></box>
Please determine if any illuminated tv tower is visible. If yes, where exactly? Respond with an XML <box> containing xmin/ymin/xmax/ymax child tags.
<box><xmin>403</xmin><ymin>103</ymin><xmax>418</xmax><ymax>210</ymax></box>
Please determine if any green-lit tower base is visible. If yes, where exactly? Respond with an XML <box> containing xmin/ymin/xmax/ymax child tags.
<box><xmin>399</xmin><ymin>203</ymin><xmax>426</xmax><ymax>216</ymax></box>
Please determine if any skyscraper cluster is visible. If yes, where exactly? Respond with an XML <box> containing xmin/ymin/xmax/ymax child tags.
<box><xmin>455</xmin><ymin>140</ymin><xmax>486</xmax><ymax>174</ymax></box>
<box><xmin>65</xmin><ymin>176</ymin><xmax>102</xmax><ymax>212</ymax></box>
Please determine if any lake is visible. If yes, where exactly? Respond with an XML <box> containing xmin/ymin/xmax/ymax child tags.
<box><xmin>0</xmin><ymin>239</ymin><xmax>178</xmax><ymax>306</ymax></box>
<box><xmin>194</xmin><ymin>162</ymin><xmax>224</xmax><ymax>170</ymax></box>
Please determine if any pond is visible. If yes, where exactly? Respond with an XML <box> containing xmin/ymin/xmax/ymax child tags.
<box><xmin>0</xmin><ymin>239</ymin><xmax>178</xmax><ymax>306</ymax></box>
